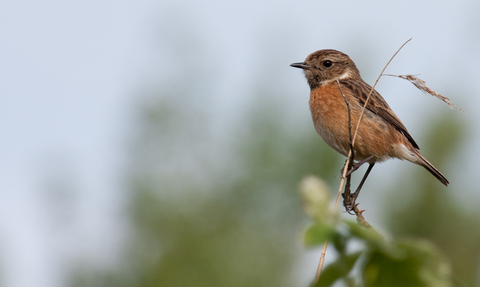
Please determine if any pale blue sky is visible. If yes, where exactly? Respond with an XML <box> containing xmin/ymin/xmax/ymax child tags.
<box><xmin>0</xmin><ymin>1</ymin><xmax>478</xmax><ymax>286</ymax></box>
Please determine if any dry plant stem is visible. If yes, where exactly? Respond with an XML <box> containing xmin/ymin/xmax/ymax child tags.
<box><xmin>315</xmin><ymin>156</ymin><xmax>351</xmax><ymax>282</ymax></box>
<box><xmin>343</xmin><ymin>167</ymin><xmax>354</xmax><ymax>214</ymax></box>
<box><xmin>352</xmin><ymin>38</ymin><xmax>412</xmax><ymax>147</ymax></box>
<box><xmin>352</xmin><ymin>204</ymin><xmax>377</xmax><ymax>231</ymax></box>
<box><xmin>336</xmin><ymin>79</ymin><xmax>355</xmax><ymax>159</ymax></box>
<box><xmin>315</xmin><ymin>242</ymin><xmax>328</xmax><ymax>283</ymax></box>
<box><xmin>315</xmin><ymin>151</ymin><xmax>353</xmax><ymax>282</ymax></box>
<box><xmin>345</xmin><ymin>39</ymin><xmax>412</xmax><ymax>223</ymax></box>
<box><xmin>343</xmin><ymin>155</ymin><xmax>375</xmax><ymax>177</ymax></box>
<box><xmin>336</xmin><ymin>79</ymin><xmax>373</xmax><ymax>215</ymax></box>
<box><xmin>337</xmin><ymin>79</ymin><xmax>356</xmax><ymax>205</ymax></box>
<box><xmin>314</xmin><ymin>39</ymin><xmax>411</xmax><ymax>284</ymax></box>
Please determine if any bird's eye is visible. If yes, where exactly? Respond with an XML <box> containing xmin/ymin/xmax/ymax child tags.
<box><xmin>323</xmin><ymin>60</ymin><xmax>333</xmax><ymax>68</ymax></box>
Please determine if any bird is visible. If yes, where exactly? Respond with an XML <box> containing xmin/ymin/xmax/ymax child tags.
<box><xmin>290</xmin><ymin>49</ymin><xmax>448</xmax><ymax>207</ymax></box>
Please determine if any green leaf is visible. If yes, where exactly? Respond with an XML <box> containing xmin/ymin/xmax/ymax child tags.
<box><xmin>314</xmin><ymin>251</ymin><xmax>362</xmax><ymax>287</ymax></box>
<box><xmin>304</xmin><ymin>223</ymin><xmax>336</xmax><ymax>246</ymax></box>
<box><xmin>345</xmin><ymin>221</ymin><xmax>383</xmax><ymax>244</ymax></box>
<box><xmin>361</xmin><ymin>239</ymin><xmax>452</xmax><ymax>287</ymax></box>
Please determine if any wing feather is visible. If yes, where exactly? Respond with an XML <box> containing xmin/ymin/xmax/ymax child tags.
<box><xmin>341</xmin><ymin>80</ymin><xmax>420</xmax><ymax>150</ymax></box>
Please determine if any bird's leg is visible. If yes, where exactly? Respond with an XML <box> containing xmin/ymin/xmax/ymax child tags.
<box><xmin>344</xmin><ymin>163</ymin><xmax>375</xmax><ymax>211</ymax></box>
<box><xmin>341</xmin><ymin>155</ymin><xmax>375</xmax><ymax>177</ymax></box>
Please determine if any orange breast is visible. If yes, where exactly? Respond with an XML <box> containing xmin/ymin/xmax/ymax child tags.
<box><xmin>309</xmin><ymin>82</ymin><xmax>406</xmax><ymax>162</ymax></box>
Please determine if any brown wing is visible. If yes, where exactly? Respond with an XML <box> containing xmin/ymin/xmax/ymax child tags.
<box><xmin>340</xmin><ymin>79</ymin><xmax>420</xmax><ymax>150</ymax></box>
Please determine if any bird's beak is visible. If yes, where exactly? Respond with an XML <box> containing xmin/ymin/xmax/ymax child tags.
<box><xmin>290</xmin><ymin>62</ymin><xmax>310</xmax><ymax>69</ymax></box>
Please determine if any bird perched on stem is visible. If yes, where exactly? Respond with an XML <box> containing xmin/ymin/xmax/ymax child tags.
<box><xmin>291</xmin><ymin>49</ymin><xmax>448</xmax><ymax>207</ymax></box>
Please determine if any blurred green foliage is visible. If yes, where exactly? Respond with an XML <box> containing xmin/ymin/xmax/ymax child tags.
<box><xmin>386</xmin><ymin>113</ymin><xmax>480</xmax><ymax>287</ymax></box>
<box><xmin>72</xmin><ymin>87</ymin><xmax>480</xmax><ymax>286</ymax></box>
<box><xmin>71</xmin><ymin>89</ymin><xmax>342</xmax><ymax>287</ymax></box>
<box><xmin>121</xmin><ymin>94</ymin><xmax>341</xmax><ymax>287</ymax></box>
<box><xmin>300</xmin><ymin>177</ymin><xmax>452</xmax><ymax>287</ymax></box>
<box><xmin>71</xmin><ymin>33</ymin><xmax>478</xmax><ymax>285</ymax></box>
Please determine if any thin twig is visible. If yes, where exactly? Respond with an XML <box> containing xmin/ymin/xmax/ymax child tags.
<box><xmin>315</xmin><ymin>242</ymin><xmax>328</xmax><ymax>283</ymax></box>
<box><xmin>343</xmin><ymin>40</ymin><xmax>414</xmax><ymax>225</ymax></box>
<box><xmin>336</xmin><ymin>79</ymin><xmax>355</xmax><ymax>214</ymax></box>
<box><xmin>352</xmin><ymin>204</ymin><xmax>375</xmax><ymax>230</ymax></box>
<box><xmin>345</xmin><ymin>39</ymin><xmax>412</xmax><ymax>224</ymax></box>
<box><xmin>337</xmin><ymin>79</ymin><xmax>355</xmax><ymax>157</ymax></box>
<box><xmin>314</xmin><ymin>150</ymin><xmax>352</xmax><ymax>283</ymax></box>
<box><xmin>352</xmin><ymin>38</ymin><xmax>412</xmax><ymax>146</ymax></box>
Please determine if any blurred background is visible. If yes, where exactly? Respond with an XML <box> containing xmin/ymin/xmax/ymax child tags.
<box><xmin>1</xmin><ymin>0</ymin><xmax>479</xmax><ymax>286</ymax></box>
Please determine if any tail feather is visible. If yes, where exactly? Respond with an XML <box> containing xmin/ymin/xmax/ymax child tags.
<box><xmin>412</xmin><ymin>149</ymin><xmax>449</xmax><ymax>186</ymax></box>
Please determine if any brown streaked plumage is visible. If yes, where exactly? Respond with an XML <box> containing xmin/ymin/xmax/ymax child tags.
<box><xmin>291</xmin><ymin>49</ymin><xmax>448</xmax><ymax>187</ymax></box>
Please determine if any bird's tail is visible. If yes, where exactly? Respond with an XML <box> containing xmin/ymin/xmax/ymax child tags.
<box><xmin>412</xmin><ymin>149</ymin><xmax>449</xmax><ymax>186</ymax></box>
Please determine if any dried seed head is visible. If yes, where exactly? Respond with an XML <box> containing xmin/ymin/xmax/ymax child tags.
<box><xmin>383</xmin><ymin>74</ymin><xmax>462</xmax><ymax>111</ymax></box>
